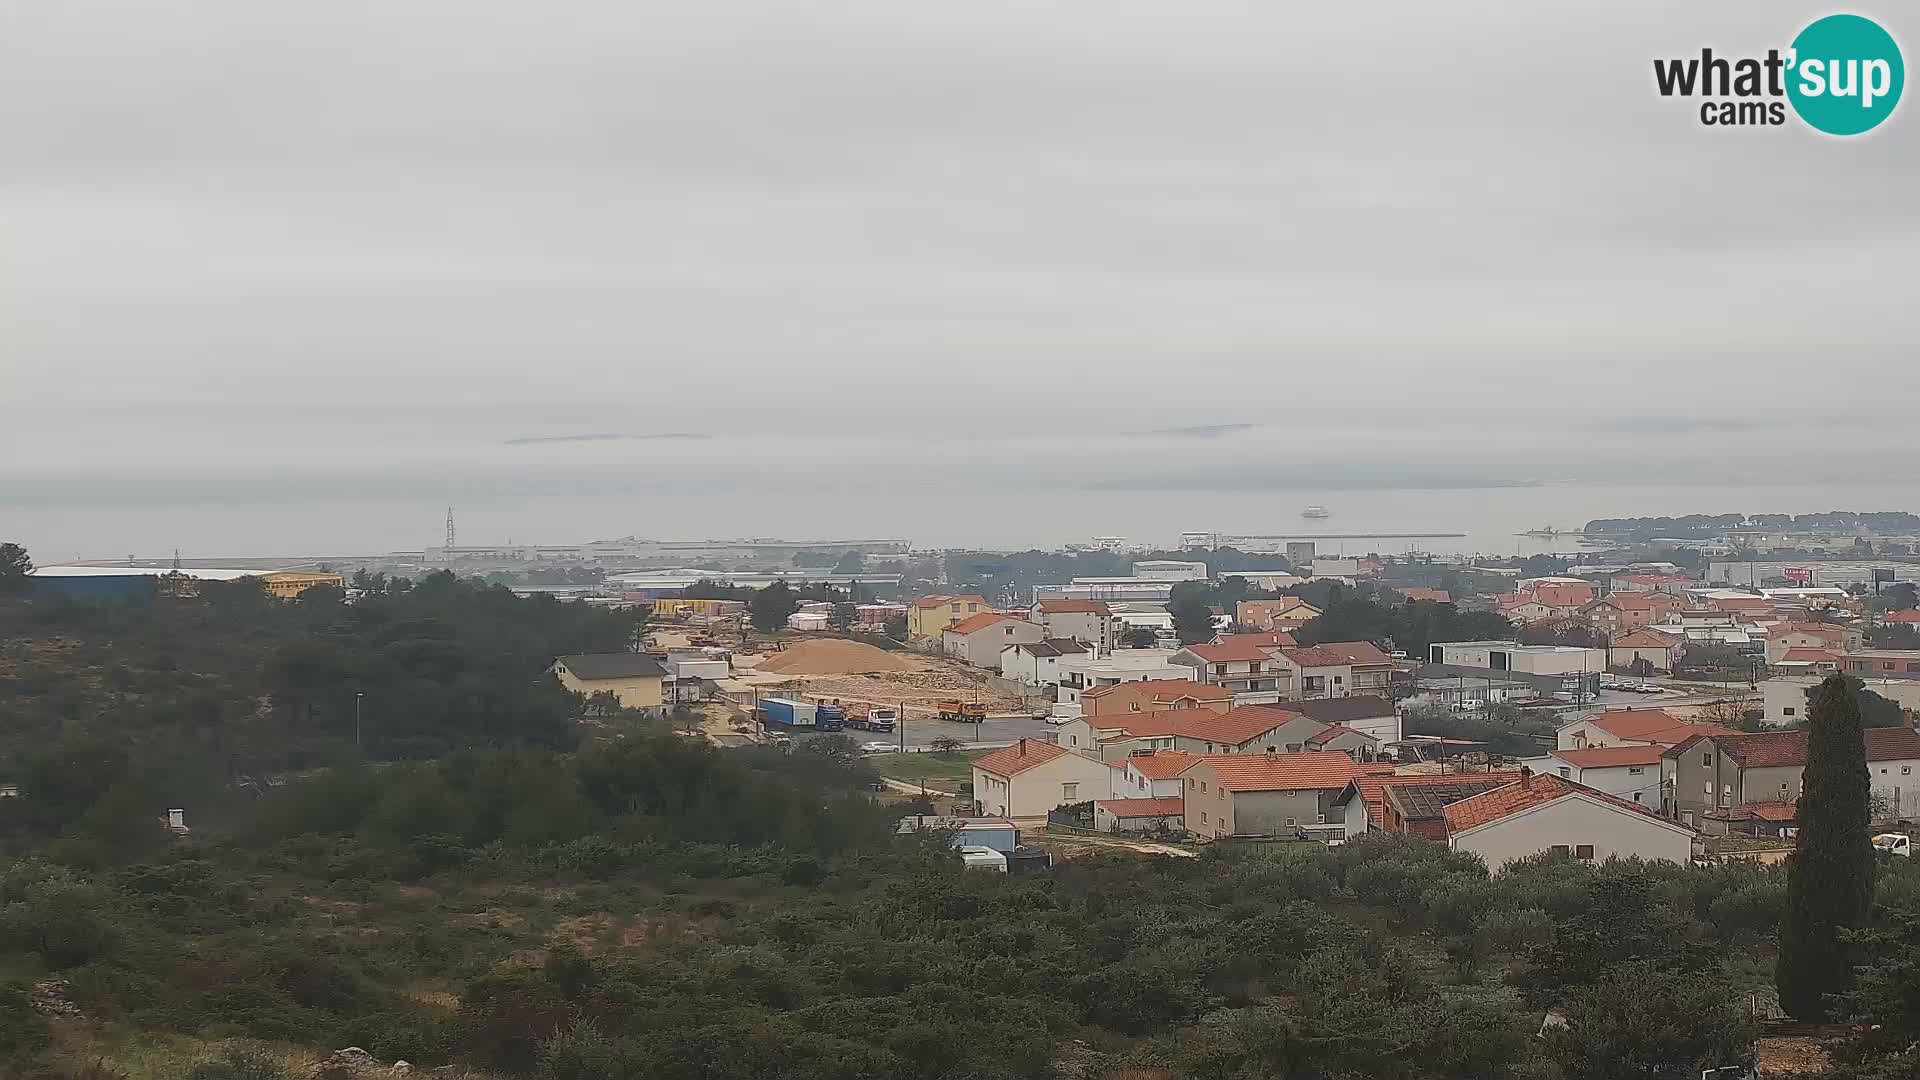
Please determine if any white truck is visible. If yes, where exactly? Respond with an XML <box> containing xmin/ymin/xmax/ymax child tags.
<box><xmin>1873</xmin><ymin>833</ymin><xmax>1911</xmax><ymax>857</ymax></box>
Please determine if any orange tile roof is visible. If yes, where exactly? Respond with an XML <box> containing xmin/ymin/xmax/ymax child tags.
<box><xmin>1772</xmin><ymin>622</ymin><xmax>1852</xmax><ymax>638</ymax></box>
<box><xmin>1711</xmin><ymin>596</ymin><xmax>1776</xmax><ymax>611</ymax></box>
<box><xmin>1037</xmin><ymin>599</ymin><xmax>1112</xmax><ymax>615</ymax></box>
<box><xmin>1095</xmin><ymin>796</ymin><xmax>1186</xmax><ymax>817</ymax></box>
<box><xmin>1779</xmin><ymin>647</ymin><xmax>1839</xmax><ymax>663</ymax></box>
<box><xmin>912</xmin><ymin>593</ymin><xmax>988</xmax><ymax>610</ymax></box>
<box><xmin>1583</xmin><ymin>709</ymin><xmax>1741</xmax><ymax>746</ymax></box>
<box><xmin>1284</xmin><ymin>641</ymin><xmax>1391</xmax><ymax>667</ymax></box>
<box><xmin>1885</xmin><ymin>610</ymin><xmax>1920</xmax><ymax>624</ymax></box>
<box><xmin>972</xmin><ymin>738</ymin><xmax>1075</xmax><ymax>778</ymax></box>
<box><xmin>1348</xmin><ymin>771</ymin><xmax>1524</xmax><ymax>829</ymax></box>
<box><xmin>1306</xmin><ymin>724</ymin><xmax>1365</xmax><ymax>746</ymax></box>
<box><xmin>1551</xmin><ymin>745</ymin><xmax>1668</xmax><ymax>768</ymax></box>
<box><xmin>1606</xmin><ymin>592</ymin><xmax>1681</xmax><ymax>610</ymax></box>
<box><xmin>1611</xmin><ymin>629</ymin><xmax>1678</xmax><ymax>648</ymax></box>
<box><xmin>1221</xmin><ymin>630</ymin><xmax>1298</xmax><ymax>649</ymax></box>
<box><xmin>1187</xmin><ymin>752</ymin><xmax>1361</xmax><ymax>792</ymax></box>
<box><xmin>1399</xmin><ymin>587</ymin><xmax>1452</xmax><ymax>604</ymax></box>
<box><xmin>1184</xmin><ymin>638</ymin><xmax>1283</xmax><ymax>663</ymax></box>
<box><xmin>1532</xmin><ymin>584</ymin><xmax>1595</xmax><ymax>608</ymax></box>
<box><xmin>944</xmin><ymin>611</ymin><xmax>1019</xmax><ymax>636</ymax></box>
<box><xmin>1441</xmin><ymin>772</ymin><xmax>1661</xmax><ymax>834</ymax></box>
<box><xmin>1688</xmin><ymin>727</ymin><xmax>1920</xmax><ymax>770</ymax></box>
<box><xmin>1124</xmin><ymin>749</ymin><xmax>1199</xmax><ymax>779</ymax></box>
<box><xmin>1081</xmin><ymin>678</ymin><xmax>1231</xmax><ymax>704</ymax></box>
<box><xmin>1095</xmin><ymin>707</ymin><xmax>1304</xmax><ymax>747</ymax></box>
<box><xmin>1731</xmin><ymin>801</ymin><xmax>1799</xmax><ymax>822</ymax></box>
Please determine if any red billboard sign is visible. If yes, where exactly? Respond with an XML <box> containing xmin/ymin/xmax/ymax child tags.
<box><xmin>1783</xmin><ymin>567</ymin><xmax>1813</xmax><ymax>584</ymax></box>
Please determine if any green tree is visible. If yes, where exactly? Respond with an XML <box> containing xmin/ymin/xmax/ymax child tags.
<box><xmin>0</xmin><ymin>542</ymin><xmax>31</xmax><ymax>595</ymax></box>
<box><xmin>832</xmin><ymin>551</ymin><xmax>865</xmax><ymax>574</ymax></box>
<box><xmin>1778</xmin><ymin>674</ymin><xmax>1877</xmax><ymax>1020</ymax></box>
<box><xmin>929</xmin><ymin>736</ymin><xmax>964</xmax><ymax>755</ymax></box>
<box><xmin>1169</xmin><ymin>582</ymin><xmax>1217</xmax><ymax>645</ymax></box>
<box><xmin>1120</xmin><ymin>625</ymin><xmax>1159</xmax><ymax>649</ymax></box>
<box><xmin>749</xmin><ymin>581</ymin><xmax>800</xmax><ymax>633</ymax></box>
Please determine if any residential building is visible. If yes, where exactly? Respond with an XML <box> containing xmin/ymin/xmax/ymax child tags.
<box><xmin>1235</xmin><ymin>597</ymin><xmax>1322</xmax><ymax>631</ymax></box>
<box><xmin>1110</xmin><ymin>748</ymin><xmax>1199</xmax><ymax>798</ymax></box>
<box><xmin>551</xmin><ymin>653</ymin><xmax>667</xmax><ymax>712</ymax></box>
<box><xmin>1878</xmin><ymin>609</ymin><xmax>1920</xmax><ymax>628</ymax></box>
<box><xmin>1843</xmin><ymin>649</ymin><xmax>1920</xmax><ymax>680</ymax></box>
<box><xmin>1035</xmin><ymin>578</ymin><xmax>1175</xmax><ymax>603</ymax></box>
<box><xmin>1772</xmin><ymin>648</ymin><xmax>1840</xmax><ymax>676</ymax></box>
<box><xmin>1289</xmin><ymin>695</ymin><xmax>1402</xmax><ymax>743</ymax></box>
<box><xmin>1764</xmin><ymin>675</ymin><xmax>1920</xmax><ymax>725</ymax></box>
<box><xmin>1055</xmin><ymin>650</ymin><xmax>1189</xmax><ymax>704</ymax></box>
<box><xmin>998</xmin><ymin>639</ymin><xmax>1088</xmax><ymax>686</ymax></box>
<box><xmin>1607</xmin><ymin>629</ymin><xmax>1681</xmax><ymax>673</ymax></box>
<box><xmin>1396</xmin><ymin>587</ymin><xmax>1452</xmax><ymax>604</ymax></box>
<box><xmin>1284</xmin><ymin>641</ymin><xmax>1394</xmax><ymax>698</ymax></box>
<box><xmin>942</xmin><ymin>613</ymin><xmax>1045</xmax><ymax>667</ymax></box>
<box><xmin>970</xmin><ymin>739</ymin><xmax>1117</xmax><ymax>818</ymax></box>
<box><xmin>1580</xmin><ymin>591</ymin><xmax>1682</xmax><ymax>634</ymax></box>
<box><xmin>1031</xmin><ymin>599</ymin><xmax>1117</xmax><ymax>653</ymax></box>
<box><xmin>1557</xmin><ymin>708</ymin><xmax>1739</xmax><ymax>751</ymax></box>
<box><xmin>1663</xmin><ymin>727</ymin><xmax>1920</xmax><ymax>828</ymax></box>
<box><xmin>1171</xmin><ymin>638</ymin><xmax>1296</xmax><ymax>701</ymax></box>
<box><xmin>1081</xmin><ymin>678</ymin><xmax>1233</xmax><ymax>717</ymax></box>
<box><xmin>1056</xmin><ymin>706</ymin><xmax>1324</xmax><ymax>761</ymax></box>
<box><xmin>1427</xmin><ymin>640</ymin><xmax>1605</xmax><ymax>697</ymax></box>
<box><xmin>906</xmin><ymin>594</ymin><xmax>991</xmax><ymax>640</ymax></box>
<box><xmin>1311</xmin><ymin>557</ymin><xmax>1361</xmax><ymax>579</ymax></box>
<box><xmin>1765</xmin><ymin>623</ymin><xmax>1865</xmax><ymax>664</ymax></box>
<box><xmin>1336</xmin><ymin>771</ymin><xmax>1524</xmax><ymax>840</ymax></box>
<box><xmin>1093</xmin><ymin>796</ymin><xmax>1185</xmax><ymax>833</ymax></box>
<box><xmin>260</xmin><ymin>570</ymin><xmax>346</xmax><ymax>599</ymax></box>
<box><xmin>1305</xmin><ymin>724</ymin><xmax>1380</xmax><ymax>759</ymax></box>
<box><xmin>1180</xmin><ymin>752</ymin><xmax>1366</xmax><ymax>839</ymax></box>
<box><xmin>1519</xmin><ymin>745</ymin><xmax>1666</xmax><ymax>808</ymax></box>
<box><xmin>1442</xmin><ymin>772</ymin><xmax>1696</xmax><ymax>869</ymax></box>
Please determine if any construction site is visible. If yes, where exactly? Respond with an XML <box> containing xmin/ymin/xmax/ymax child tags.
<box><xmin>730</xmin><ymin>638</ymin><xmax>1025</xmax><ymax>719</ymax></box>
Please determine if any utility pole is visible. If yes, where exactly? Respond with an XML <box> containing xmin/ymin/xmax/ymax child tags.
<box><xmin>355</xmin><ymin>692</ymin><xmax>365</xmax><ymax>753</ymax></box>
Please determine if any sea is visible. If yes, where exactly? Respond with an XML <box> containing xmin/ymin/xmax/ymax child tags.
<box><xmin>6</xmin><ymin>405</ymin><xmax>1918</xmax><ymax>563</ymax></box>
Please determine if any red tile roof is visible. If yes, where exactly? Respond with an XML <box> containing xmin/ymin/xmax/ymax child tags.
<box><xmin>1532</xmin><ymin>584</ymin><xmax>1595</xmax><ymax>608</ymax></box>
<box><xmin>1779</xmin><ymin>647</ymin><xmax>1839</xmax><ymax>663</ymax></box>
<box><xmin>1884</xmin><ymin>610</ymin><xmax>1920</xmax><ymax>624</ymax></box>
<box><xmin>1551</xmin><ymin>745</ymin><xmax>1668</xmax><ymax>769</ymax></box>
<box><xmin>1306</xmin><ymin>724</ymin><xmax>1366</xmax><ymax>746</ymax></box>
<box><xmin>1710</xmin><ymin>596</ymin><xmax>1776</xmax><ymax>612</ymax></box>
<box><xmin>1081</xmin><ymin>678</ymin><xmax>1231</xmax><ymax>704</ymax></box>
<box><xmin>912</xmin><ymin>593</ymin><xmax>987</xmax><ymax>610</ymax></box>
<box><xmin>1609</xmin><ymin>592</ymin><xmax>1681</xmax><ymax>611</ymax></box>
<box><xmin>1183</xmin><ymin>638</ymin><xmax>1284</xmax><ymax>663</ymax></box>
<box><xmin>1771</xmin><ymin>622</ymin><xmax>1852</xmax><ymax>639</ymax></box>
<box><xmin>1124</xmin><ymin>749</ymin><xmax>1199</xmax><ymax>779</ymax></box>
<box><xmin>1037</xmin><ymin>599</ymin><xmax>1112</xmax><ymax>615</ymax></box>
<box><xmin>1399</xmin><ymin>587</ymin><xmax>1452</xmax><ymax>604</ymax></box>
<box><xmin>972</xmin><ymin>739</ymin><xmax>1076</xmax><ymax>778</ymax></box>
<box><xmin>1095</xmin><ymin>707</ymin><xmax>1305</xmax><ymax>747</ymax></box>
<box><xmin>1095</xmin><ymin>796</ymin><xmax>1185</xmax><ymax>818</ymax></box>
<box><xmin>1441</xmin><ymin>772</ymin><xmax>1662</xmax><ymax>834</ymax></box>
<box><xmin>1284</xmin><ymin>641</ymin><xmax>1391</xmax><ymax>667</ymax></box>
<box><xmin>1611</xmin><ymin>629</ymin><xmax>1678</xmax><ymax>649</ymax></box>
<box><xmin>1733</xmin><ymin>801</ymin><xmax>1799</xmax><ymax>822</ymax></box>
<box><xmin>1221</xmin><ymin>630</ymin><xmax>1298</xmax><ymax>649</ymax></box>
<box><xmin>1348</xmin><ymin>771</ymin><xmax>1524</xmax><ymax>829</ymax></box>
<box><xmin>944</xmin><ymin>612</ymin><xmax>1020</xmax><ymax>636</ymax></box>
<box><xmin>1582</xmin><ymin>709</ymin><xmax>1742</xmax><ymax>746</ymax></box>
<box><xmin>1701</xmin><ymin>727</ymin><xmax>1920</xmax><ymax>769</ymax></box>
<box><xmin>1187</xmin><ymin>752</ymin><xmax>1361</xmax><ymax>792</ymax></box>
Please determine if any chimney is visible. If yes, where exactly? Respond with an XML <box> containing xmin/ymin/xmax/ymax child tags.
<box><xmin>166</xmin><ymin>808</ymin><xmax>185</xmax><ymax>829</ymax></box>
<box><xmin>1018</xmin><ymin>739</ymin><xmax>1027</xmax><ymax>756</ymax></box>
<box><xmin>1265</xmin><ymin>749</ymin><xmax>1279</xmax><ymax>762</ymax></box>
<box><xmin>1520</xmin><ymin>766</ymin><xmax>1532</xmax><ymax>790</ymax></box>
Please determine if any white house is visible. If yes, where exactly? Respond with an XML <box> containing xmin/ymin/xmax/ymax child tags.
<box><xmin>1109</xmin><ymin>748</ymin><xmax>1199</xmax><ymax>799</ymax></box>
<box><xmin>998</xmin><ymin>638</ymin><xmax>1088</xmax><ymax>687</ymax></box>
<box><xmin>1441</xmin><ymin>772</ymin><xmax>1696</xmax><ymax>870</ymax></box>
<box><xmin>1054</xmin><ymin>649</ymin><xmax>1188</xmax><ymax>704</ymax></box>
<box><xmin>1518</xmin><ymin>745</ymin><xmax>1666</xmax><ymax>809</ymax></box>
<box><xmin>942</xmin><ymin>613</ymin><xmax>1045</xmax><ymax>668</ymax></box>
<box><xmin>970</xmin><ymin>739</ymin><xmax>1118</xmax><ymax>818</ymax></box>
<box><xmin>1030</xmin><ymin>599</ymin><xmax>1118</xmax><ymax>653</ymax></box>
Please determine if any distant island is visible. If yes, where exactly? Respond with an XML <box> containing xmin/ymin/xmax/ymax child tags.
<box><xmin>1583</xmin><ymin>511</ymin><xmax>1920</xmax><ymax>536</ymax></box>
<box><xmin>1130</xmin><ymin>423</ymin><xmax>1259</xmax><ymax>438</ymax></box>
<box><xmin>505</xmin><ymin>432</ymin><xmax>709</xmax><ymax>446</ymax></box>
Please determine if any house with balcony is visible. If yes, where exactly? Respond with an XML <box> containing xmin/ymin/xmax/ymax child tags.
<box><xmin>1281</xmin><ymin>641</ymin><xmax>1394</xmax><ymax>698</ymax></box>
<box><xmin>1663</xmin><ymin>726</ymin><xmax>1920</xmax><ymax>831</ymax></box>
<box><xmin>1170</xmin><ymin>638</ymin><xmax>1296</xmax><ymax>703</ymax></box>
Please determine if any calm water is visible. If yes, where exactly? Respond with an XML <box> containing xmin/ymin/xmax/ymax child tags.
<box><xmin>6</xmin><ymin>405</ymin><xmax>1916</xmax><ymax>561</ymax></box>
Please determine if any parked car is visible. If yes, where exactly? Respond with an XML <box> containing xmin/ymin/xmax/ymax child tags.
<box><xmin>1874</xmin><ymin>833</ymin><xmax>1911</xmax><ymax>857</ymax></box>
<box><xmin>859</xmin><ymin>741</ymin><xmax>896</xmax><ymax>754</ymax></box>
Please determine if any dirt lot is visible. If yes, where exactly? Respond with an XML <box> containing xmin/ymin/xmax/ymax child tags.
<box><xmin>739</xmin><ymin>653</ymin><xmax>1022</xmax><ymax>717</ymax></box>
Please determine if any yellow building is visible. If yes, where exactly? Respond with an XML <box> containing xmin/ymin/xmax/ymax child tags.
<box><xmin>647</xmin><ymin>597</ymin><xmax>747</xmax><ymax>620</ymax></box>
<box><xmin>551</xmin><ymin>653</ymin><xmax>666</xmax><ymax>712</ymax></box>
<box><xmin>906</xmin><ymin>594</ymin><xmax>991</xmax><ymax>640</ymax></box>
<box><xmin>260</xmin><ymin>570</ymin><xmax>345</xmax><ymax>599</ymax></box>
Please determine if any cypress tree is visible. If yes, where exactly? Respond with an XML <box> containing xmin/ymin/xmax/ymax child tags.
<box><xmin>1776</xmin><ymin>674</ymin><xmax>1877</xmax><ymax>1020</ymax></box>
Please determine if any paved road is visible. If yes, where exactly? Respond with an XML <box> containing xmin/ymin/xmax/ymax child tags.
<box><xmin>769</xmin><ymin>713</ymin><xmax>1058</xmax><ymax>753</ymax></box>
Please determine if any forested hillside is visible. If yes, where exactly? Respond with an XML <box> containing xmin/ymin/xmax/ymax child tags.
<box><xmin>4</xmin><ymin>566</ymin><xmax>1920</xmax><ymax>1079</ymax></box>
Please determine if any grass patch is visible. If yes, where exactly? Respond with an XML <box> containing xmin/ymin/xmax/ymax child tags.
<box><xmin>867</xmin><ymin>750</ymin><xmax>983</xmax><ymax>787</ymax></box>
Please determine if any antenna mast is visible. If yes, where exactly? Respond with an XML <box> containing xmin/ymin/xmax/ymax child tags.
<box><xmin>445</xmin><ymin>507</ymin><xmax>456</xmax><ymax>550</ymax></box>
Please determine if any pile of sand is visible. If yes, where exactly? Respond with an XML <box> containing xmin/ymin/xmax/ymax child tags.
<box><xmin>754</xmin><ymin>639</ymin><xmax>922</xmax><ymax>676</ymax></box>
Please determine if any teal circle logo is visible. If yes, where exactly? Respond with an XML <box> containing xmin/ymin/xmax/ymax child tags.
<box><xmin>1787</xmin><ymin>14</ymin><xmax>1904</xmax><ymax>135</ymax></box>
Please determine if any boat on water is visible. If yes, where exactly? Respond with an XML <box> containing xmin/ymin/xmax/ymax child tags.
<box><xmin>1519</xmin><ymin>526</ymin><xmax>1574</xmax><ymax>538</ymax></box>
<box><xmin>1301</xmin><ymin>505</ymin><xmax>1331</xmax><ymax>520</ymax></box>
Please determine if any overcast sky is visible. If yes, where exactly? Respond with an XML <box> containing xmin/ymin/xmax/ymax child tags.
<box><xmin>3</xmin><ymin>2</ymin><xmax>1918</xmax><ymax>554</ymax></box>
<box><xmin>5</xmin><ymin>1</ymin><xmax>1914</xmax><ymax>406</ymax></box>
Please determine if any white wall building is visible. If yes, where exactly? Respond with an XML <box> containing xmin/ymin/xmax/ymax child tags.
<box><xmin>1443</xmin><ymin>774</ymin><xmax>1695</xmax><ymax>870</ymax></box>
<box><xmin>1131</xmin><ymin>560</ymin><xmax>1209</xmax><ymax>582</ymax></box>
<box><xmin>1517</xmin><ymin>746</ymin><xmax>1667</xmax><ymax>809</ymax></box>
